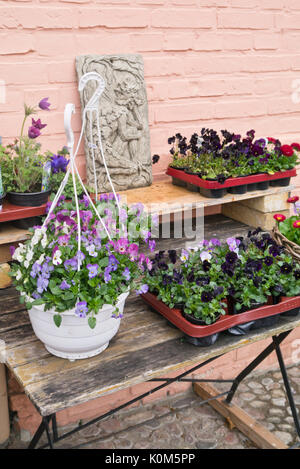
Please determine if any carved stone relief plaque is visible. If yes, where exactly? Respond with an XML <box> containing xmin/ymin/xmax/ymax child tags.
<box><xmin>76</xmin><ymin>54</ymin><xmax>153</xmax><ymax>193</ymax></box>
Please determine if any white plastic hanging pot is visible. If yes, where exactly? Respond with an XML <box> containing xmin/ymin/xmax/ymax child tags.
<box><xmin>27</xmin><ymin>291</ymin><xmax>129</xmax><ymax>360</ymax></box>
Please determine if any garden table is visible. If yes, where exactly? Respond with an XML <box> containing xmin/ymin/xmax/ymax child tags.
<box><xmin>1</xmin><ymin>284</ymin><xmax>300</xmax><ymax>450</ymax></box>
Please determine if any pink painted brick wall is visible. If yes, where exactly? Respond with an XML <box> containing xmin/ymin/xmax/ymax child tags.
<box><xmin>1</xmin><ymin>0</ymin><xmax>300</xmax><ymax>188</ymax></box>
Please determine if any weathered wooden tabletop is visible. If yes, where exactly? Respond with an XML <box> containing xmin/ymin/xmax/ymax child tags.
<box><xmin>2</xmin><ymin>282</ymin><xmax>300</xmax><ymax>419</ymax></box>
<box><xmin>1</xmin><ymin>214</ymin><xmax>299</xmax><ymax>419</ymax></box>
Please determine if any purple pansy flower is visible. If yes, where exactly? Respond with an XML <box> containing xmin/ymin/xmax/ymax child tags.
<box><xmin>148</xmin><ymin>239</ymin><xmax>156</xmax><ymax>252</ymax></box>
<box><xmin>87</xmin><ymin>263</ymin><xmax>99</xmax><ymax>279</ymax></box>
<box><xmin>60</xmin><ymin>280</ymin><xmax>71</xmax><ymax>290</ymax></box>
<box><xmin>136</xmin><ymin>284</ymin><xmax>149</xmax><ymax>295</ymax></box>
<box><xmin>122</xmin><ymin>267</ymin><xmax>131</xmax><ymax>281</ymax></box>
<box><xmin>37</xmin><ymin>275</ymin><xmax>49</xmax><ymax>294</ymax></box>
<box><xmin>30</xmin><ymin>262</ymin><xmax>42</xmax><ymax>279</ymax></box>
<box><xmin>104</xmin><ymin>266</ymin><xmax>112</xmax><ymax>283</ymax></box>
<box><xmin>75</xmin><ymin>301</ymin><xmax>88</xmax><ymax>318</ymax></box>
<box><xmin>64</xmin><ymin>257</ymin><xmax>78</xmax><ymax>271</ymax></box>
<box><xmin>108</xmin><ymin>254</ymin><xmax>119</xmax><ymax>271</ymax></box>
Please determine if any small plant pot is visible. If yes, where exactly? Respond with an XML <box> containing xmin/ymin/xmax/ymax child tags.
<box><xmin>13</xmin><ymin>216</ymin><xmax>43</xmax><ymax>230</ymax></box>
<box><xmin>184</xmin><ymin>332</ymin><xmax>220</xmax><ymax>347</ymax></box>
<box><xmin>256</xmin><ymin>180</ymin><xmax>269</xmax><ymax>191</ymax></box>
<box><xmin>171</xmin><ymin>177</ymin><xmax>187</xmax><ymax>188</ymax></box>
<box><xmin>186</xmin><ymin>182</ymin><xmax>199</xmax><ymax>193</ymax></box>
<box><xmin>173</xmin><ymin>303</ymin><xmax>184</xmax><ymax>311</ymax></box>
<box><xmin>7</xmin><ymin>190</ymin><xmax>51</xmax><ymax>207</ymax></box>
<box><xmin>182</xmin><ymin>311</ymin><xmax>221</xmax><ymax>347</ymax></box>
<box><xmin>227</xmin><ymin>302</ymin><xmax>265</xmax><ymax>335</ymax></box>
<box><xmin>199</xmin><ymin>187</ymin><xmax>226</xmax><ymax>198</ymax></box>
<box><xmin>227</xmin><ymin>184</ymin><xmax>248</xmax><ymax>195</ymax></box>
<box><xmin>184</xmin><ymin>169</ymin><xmax>198</xmax><ymax>176</ymax></box>
<box><xmin>247</xmin><ymin>183</ymin><xmax>257</xmax><ymax>192</ymax></box>
<box><xmin>251</xmin><ymin>314</ymin><xmax>279</xmax><ymax>330</ymax></box>
<box><xmin>169</xmin><ymin>166</ymin><xmax>189</xmax><ymax>172</ymax></box>
<box><xmin>270</xmin><ymin>177</ymin><xmax>291</xmax><ymax>187</ymax></box>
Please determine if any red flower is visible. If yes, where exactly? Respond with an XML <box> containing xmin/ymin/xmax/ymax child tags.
<box><xmin>291</xmin><ymin>143</ymin><xmax>300</xmax><ymax>152</ymax></box>
<box><xmin>268</xmin><ymin>137</ymin><xmax>277</xmax><ymax>144</ymax></box>
<box><xmin>293</xmin><ymin>220</ymin><xmax>300</xmax><ymax>228</ymax></box>
<box><xmin>273</xmin><ymin>214</ymin><xmax>286</xmax><ymax>222</ymax></box>
<box><xmin>287</xmin><ymin>196</ymin><xmax>299</xmax><ymax>203</ymax></box>
<box><xmin>280</xmin><ymin>145</ymin><xmax>294</xmax><ymax>157</ymax></box>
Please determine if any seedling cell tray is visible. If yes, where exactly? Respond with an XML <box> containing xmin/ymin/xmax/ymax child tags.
<box><xmin>166</xmin><ymin>167</ymin><xmax>296</xmax><ymax>197</ymax></box>
<box><xmin>141</xmin><ymin>293</ymin><xmax>300</xmax><ymax>346</ymax></box>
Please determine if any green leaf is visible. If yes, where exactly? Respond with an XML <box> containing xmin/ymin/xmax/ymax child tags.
<box><xmin>88</xmin><ymin>317</ymin><xmax>96</xmax><ymax>329</ymax></box>
<box><xmin>53</xmin><ymin>314</ymin><xmax>62</xmax><ymax>328</ymax></box>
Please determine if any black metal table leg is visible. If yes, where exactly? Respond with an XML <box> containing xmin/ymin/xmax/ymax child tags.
<box><xmin>272</xmin><ymin>335</ymin><xmax>300</xmax><ymax>439</ymax></box>
<box><xmin>226</xmin><ymin>330</ymin><xmax>291</xmax><ymax>404</ymax></box>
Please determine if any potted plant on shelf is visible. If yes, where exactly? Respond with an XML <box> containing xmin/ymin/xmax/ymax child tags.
<box><xmin>2</xmin><ymin>98</ymin><xmax>52</xmax><ymax>207</ymax></box>
<box><xmin>10</xmin><ymin>194</ymin><xmax>156</xmax><ymax>360</ymax></box>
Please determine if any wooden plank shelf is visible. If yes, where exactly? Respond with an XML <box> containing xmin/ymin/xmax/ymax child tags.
<box><xmin>119</xmin><ymin>179</ymin><xmax>294</xmax><ymax>214</ymax></box>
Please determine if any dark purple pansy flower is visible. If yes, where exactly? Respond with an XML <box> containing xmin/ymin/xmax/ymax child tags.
<box><xmin>201</xmin><ymin>291</ymin><xmax>213</xmax><ymax>303</ymax></box>
<box><xmin>39</xmin><ymin>97</ymin><xmax>51</xmax><ymax>111</ymax></box>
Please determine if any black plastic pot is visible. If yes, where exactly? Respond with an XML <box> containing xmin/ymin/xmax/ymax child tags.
<box><xmin>184</xmin><ymin>332</ymin><xmax>220</xmax><ymax>347</ymax></box>
<box><xmin>184</xmin><ymin>169</ymin><xmax>199</xmax><ymax>176</ymax></box>
<box><xmin>227</xmin><ymin>184</ymin><xmax>248</xmax><ymax>195</ymax></box>
<box><xmin>270</xmin><ymin>177</ymin><xmax>291</xmax><ymax>187</ymax></box>
<box><xmin>251</xmin><ymin>314</ymin><xmax>279</xmax><ymax>330</ymax></box>
<box><xmin>247</xmin><ymin>183</ymin><xmax>258</xmax><ymax>192</ymax></box>
<box><xmin>256</xmin><ymin>180</ymin><xmax>269</xmax><ymax>191</ymax></box>
<box><xmin>13</xmin><ymin>216</ymin><xmax>43</xmax><ymax>230</ymax></box>
<box><xmin>174</xmin><ymin>303</ymin><xmax>184</xmax><ymax>311</ymax></box>
<box><xmin>169</xmin><ymin>165</ymin><xmax>189</xmax><ymax>171</ymax></box>
<box><xmin>227</xmin><ymin>302</ymin><xmax>265</xmax><ymax>336</ymax></box>
<box><xmin>182</xmin><ymin>311</ymin><xmax>221</xmax><ymax>325</ymax></box>
<box><xmin>7</xmin><ymin>190</ymin><xmax>51</xmax><ymax>207</ymax></box>
<box><xmin>199</xmin><ymin>187</ymin><xmax>226</xmax><ymax>198</ymax></box>
<box><xmin>171</xmin><ymin>177</ymin><xmax>187</xmax><ymax>188</ymax></box>
<box><xmin>281</xmin><ymin>307</ymin><xmax>300</xmax><ymax>317</ymax></box>
<box><xmin>186</xmin><ymin>182</ymin><xmax>199</xmax><ymax>193</ymax></box>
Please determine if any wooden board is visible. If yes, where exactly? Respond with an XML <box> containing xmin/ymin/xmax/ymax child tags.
<box><xmin>194</xmin><ymin>382</ymin><xmax>287</xmax><ymax>450</ymax></box>
<box><xmin>119</xmin><ymin>179</ymin><xmax>294</xmax><ymax>213</ymax></box>
<box><xmin>0</xmin><ymin>201</ymin><xmax>46</xmax><ymax>223</ymax></box>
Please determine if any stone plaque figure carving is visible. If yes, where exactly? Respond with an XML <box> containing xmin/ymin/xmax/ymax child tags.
<box><xmin>76</xmin><ymin>54</ymin><xmax>153</xmax><ymax>193</ymax></box>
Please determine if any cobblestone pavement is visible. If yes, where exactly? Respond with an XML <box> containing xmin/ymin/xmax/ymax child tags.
<box><xmin>7</xmin><ymin>364</ymin><xmax>300</xmax><ymax>449</ymax></box>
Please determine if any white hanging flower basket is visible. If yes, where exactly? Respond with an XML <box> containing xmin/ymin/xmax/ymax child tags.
<box><xmin>10</xmin><ymin>73</ymin><xmax>156</xmax><ymax>361</ymax></box>
<box><xmin>27</xmin><ymin>291</ymin><xmax>129</xmax><ymax>360</ymax></box>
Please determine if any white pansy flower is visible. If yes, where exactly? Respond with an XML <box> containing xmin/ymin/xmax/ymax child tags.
<box><xmin>12</xmin><ymin>244</ymin><xmax>26</xmax><ymax>262</ymax></box>
<box><xmin>41</xmin><ymin>236</ymin><xmax>48</xmax><ymax>249</ymax></box>
<box><xmin>24</xmin><ymin>260</ymin><xmax>30</xmax><ymax>269</ymax></box>
<box><xmin>37</xmin><ymin>253</ymin><xmax>45</xmax><ymax>265</ymax></box>
<box><xmin>26</xmin><ymin>250</ymin><xmax>34</xmax><ymax>262</ymax></box>
<box><xmin>200</xmin><ymin>251</ymin><xmax>212</xmax><ymax>262</ymax></box>
<box><xmin>53</xmin><ymin>250</ymin><xmax>62</xmax><ymax>266</ymax></box>
<box><xmin>15</xmin><ymin>270</ymin><xmax>22</xmax><ymax>281</ymax></box>
<box><xmin>62</xmin><ymin>223</ymin><xmax>69</xmax><ymax>234</ymax></box>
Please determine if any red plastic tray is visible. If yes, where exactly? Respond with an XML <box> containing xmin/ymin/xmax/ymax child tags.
<box><xmin>0</xmin><ymin>201</ymin><xmax>47</xmax><ymax>223</ymax></box>
<box><xmin>141</xmin><ymin>292</ymin><xmax>300</xmax><ymax>338</ymax></box>
<box><xmin>166</xmin><ymin>167</ymin><xmax>296</xmax><ymax>190</ymax></box>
